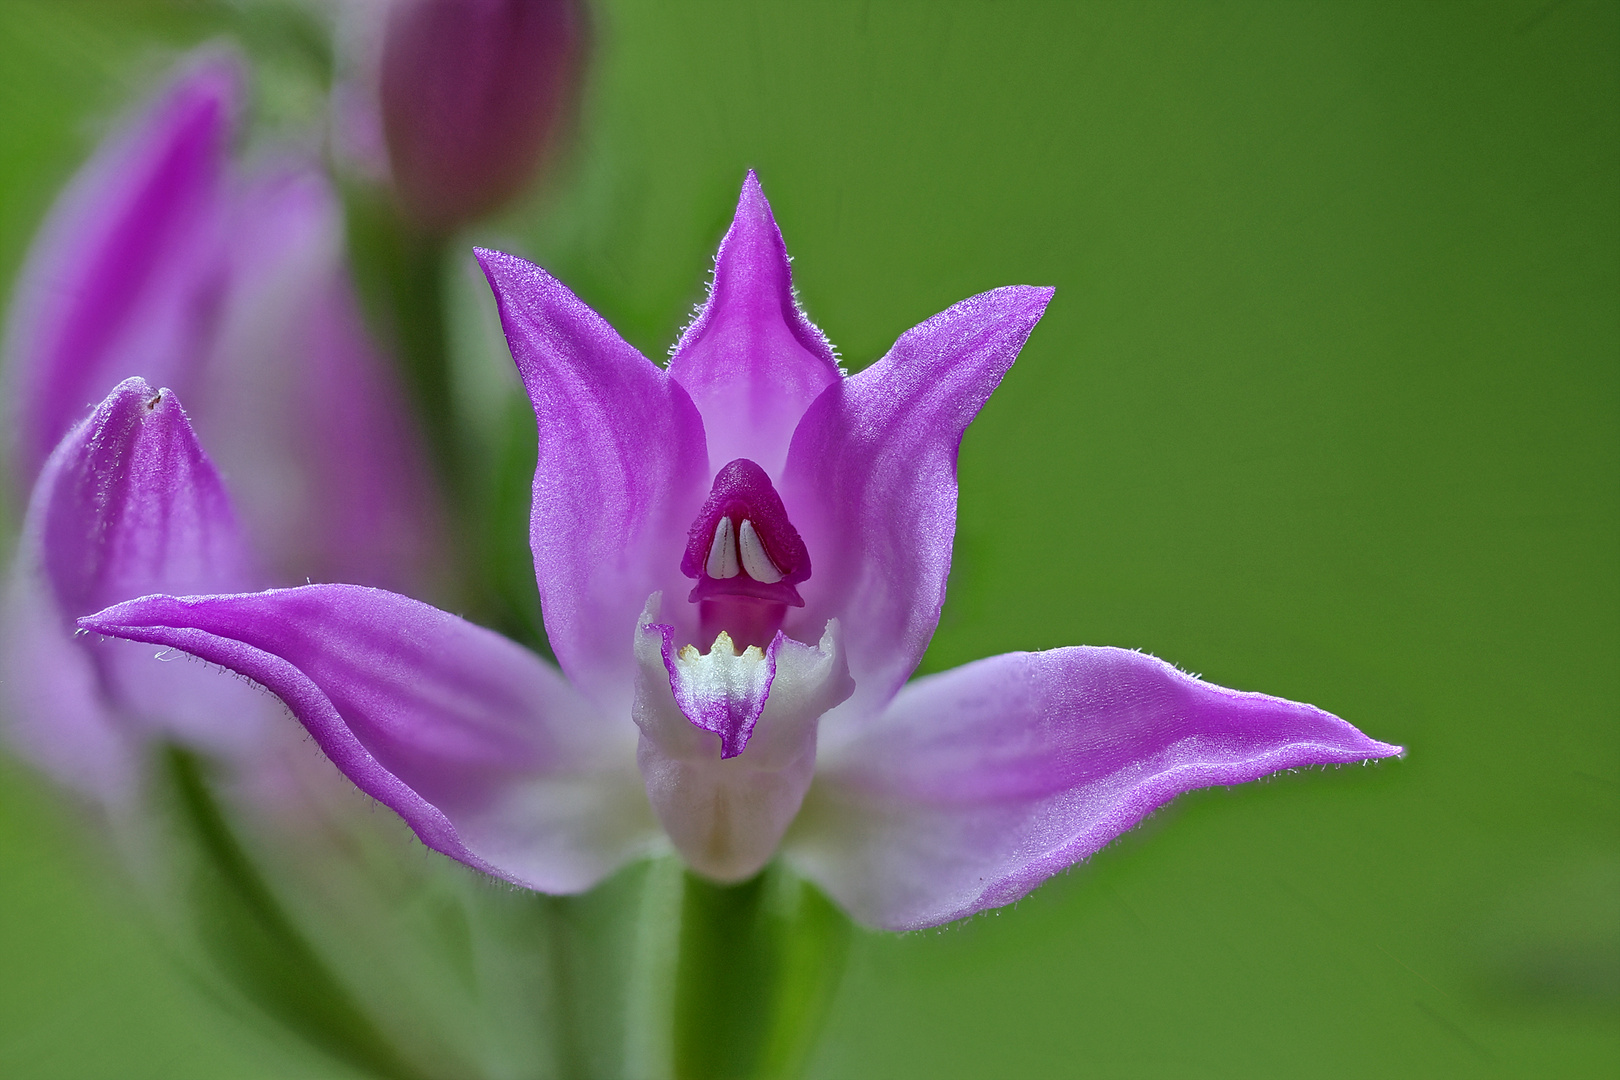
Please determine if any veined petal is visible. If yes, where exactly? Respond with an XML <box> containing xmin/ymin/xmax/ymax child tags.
<box><xmin>1</xmin><ymin>378</ymin><xmax>265</xmax><ymax>791</ymax></box>
<box><xmin>667</xmin><ymin>172</ymin><xmax>841</xmax><ymax>476</ymax></box>
<box><xmin>786</xmin><ymin>646</ymin><xmax>1402</xmax><ymax>931</ymax></box>
<box><xmin>80</xmin><ymin>585</ymin><xmax>657</xmax><ymax>893</ymax></box>
<box><xmin>5</xmin><ymin>50</ymin><xmax>238</xmax><ymax>485</ymax></box>
<box><xmin>780</xmin><ymin>285</ymin><xmax>1054</xmax><ymax>720</ymax></box>
<box><xmin>477</xmin><ymin>247</ymin><xmax>709</xmax><ymax>711</ymax></box>
<box><xmin>195</xmin><ymin>162</ymin><xmax>442</xmax><ymax>593</ymax></box>
<box><xmin>38</xmin><ymin>379</ymin><xmax>251</xmax><ymax>626</ymax></box>
<box><xmin>633</xmin><ymin>596</ymin><xmax>851</xmax><ymax>883</ymax></box>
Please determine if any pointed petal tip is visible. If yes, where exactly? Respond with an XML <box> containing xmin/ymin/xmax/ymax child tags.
<box><xmin>474</xmin><ymin>246</ymin><xmax>556</xmax><ymax>291</ymax></box>
<box><xmin>736</xmin><ymin>169</ymin><xmax>770</xmax><ymax>216</ymax></box>
<box><xmin>999</xmin><ymin>282</ymin><xmax>1057</xmax><ymax>315</ymax></box>
<box><xmin>176</xmin><ymin>45</ymin><xmax>245</xmax><ymax>99</ymax></box>
<box><xmin>1366</xmin><ymin>737</ymin><xmax>1406</xmax><ymax>760</ymax></box>
<box><xmin>150</xmin><ymin>45</ymin><xmax>244</xmax><ymax>125</ymax></box>
<box><xmin>725</xmin><ymin>169</ymin><xmax>783</xmax><ymax>245</ymax></box>
<box><xmin>472</xmin><ymin>244</ymin><xmax>514</xmax><ymax>276</ymax></box>
<box><xmin>94</xmin><ymin>376</ymin><xmax>188</xmax><ymax>429</ymax></box>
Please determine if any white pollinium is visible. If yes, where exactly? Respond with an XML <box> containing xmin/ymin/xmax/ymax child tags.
<box><xmin>705</xmin><ymin>516</ymin><xmax>740</xmax><ymax>579</ymax></box>
<box><xmin>632</xmin><ymin>595</ymin><xmax>852</xmax><ymax>882</ymax></box>
<box><xmin>737</xmin><ymin>518</ymin><xmax>784</xmax><ymax>582</ymax></box>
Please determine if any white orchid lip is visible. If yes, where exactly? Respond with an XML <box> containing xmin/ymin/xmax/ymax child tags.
<box><xmin>633</xmin><ymin>594</ymin><xmax>852</xmax><ymax>881</ymax></box>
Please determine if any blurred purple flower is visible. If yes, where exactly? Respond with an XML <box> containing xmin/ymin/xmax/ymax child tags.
<box><xmin>382</xmin><ymin>0</ymin><xmax>585</xmax><ymax>231</ymax></box>
<box><xmin>81</xmin><ymin>174</ymin><xmax>1401</xmax><ymax>930</ymax></box>
<box><xmin>2</xmin><ymin>378</ymin><xmax>266</xmax><ymax>801</ymax></box>
<box><xmin>1</xmin><ymin>52</ymin><xmax>440</xmax><ymax>798</ymax></box>
<box><xmin>4</xmin><ymin>49</ymin><xmax>439</xmax><ymax>594</ymax></box>
<box><xmin>334</xmin><ymin>0</ymin><xmax>586</xmax><ymax>232</ymax></box>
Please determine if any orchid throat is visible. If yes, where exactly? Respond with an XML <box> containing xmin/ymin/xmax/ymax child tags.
<box><xmin>680</xmin><ymin>457</ymin><xmax>810</xmax><ymax>651</ymax></box>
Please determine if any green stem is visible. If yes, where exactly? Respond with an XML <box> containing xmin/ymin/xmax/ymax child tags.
<box><xmin>672</xmin><ymin>863</ymin><xmax>852</xmax><ymax>1080</ymax></box>
<box><xmin>163</xmin><ymin>746</ymin><xmax>426</xmax><ymax>1080</ymax></box>
<box><xmin>343</xmin><ymin>187</ymin><xmax>456</xmax><ymax>481</ymax></box>
<box><xmin>342</xmin><ymin>185</ymin><xmax>552</xmax><ymax>659</ymax></box>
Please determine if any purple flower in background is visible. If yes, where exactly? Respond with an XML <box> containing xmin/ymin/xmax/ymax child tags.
<box><xmin>332</xmin><ymin>0</ymin><xmax>586</xmax><ymax>233</ymax></box>
<box><xmin>3</xmin><ymin>49</ymin><xmax>438</xmax><ymax>593</ymax></box>
<box><xmin>381</xmin><ymin>0</ymin><xmax>585</xmax><ymax>232</ymax></box>
<box><xmin>2</xmin><ymin>378</ymin><xmax>265</xmax><ymax>801</ymax></box>
<box><xmin>81</xmin><ymin>173</ymin><xmax>1401</xmax><ymax>930</ymax></box>
<box><xmin>1</xmin><ymin>51</ymin><xmax>439</xmax><ymax>799</ymax></box>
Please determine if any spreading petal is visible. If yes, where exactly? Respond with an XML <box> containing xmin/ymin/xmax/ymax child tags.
<box><xmin>1</xmin><ymin>378</ymin><xmax>264</xmax><ymax>795</ymax></box>
<box><xmin>195</xmin><ymin>162</ymin><xmax>442</xmax><ymax>593</ymax></box>
<box><xmin>81</xmin><ymin>584</ymin><xmax>657</xmax><ymax>893</ymax></box>
<box><xmin>667</xmin><ymin>172</ymin><xmax>841</xmax><ymax>476</ymax></box>
<box><xmin>633</xmin><ymin>596</ymin><xmax>851</xmax><ymax>882</ymax></box>
<box><xmin>477</xmin><ymin>247</ymin><xmax>709</xmax><ymax>711</ymax></box>
<box><xmin>5</xmin><ymin>50</ymin><xmax>237</xmax><ymax>484</ymax></box>
<box><xmin>780</xmin><ymin>285</ymin><xmax>1054</xmax><ymax>718</ymax></box>
<box><xmin>786</xmin><ymin>646</ymin><xmax>1402</xmax><ymax>930</ymax></box>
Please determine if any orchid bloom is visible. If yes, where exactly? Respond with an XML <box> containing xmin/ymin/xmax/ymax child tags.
<box><xmin>80</xmin><ymin>174</ymin><xmax>1400</xmax><ymax>930</ymax></box>
<box><xmin>1</xmin><ymin>52</ymin><xmax>438</xmax><ymax>800</ymax></box>
<box><xmin>3</xmin><ymin>49</ymin><xmax>437</xmax><ymax>594</ymax></box>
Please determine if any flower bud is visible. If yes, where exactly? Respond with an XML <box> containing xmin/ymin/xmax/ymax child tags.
<box><xmin>379</xmin><ymin>0</ymin><xmax>586</xmax><ymax>233</ymax></box>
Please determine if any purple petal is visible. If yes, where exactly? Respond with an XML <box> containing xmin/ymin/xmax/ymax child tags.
<box><xmin>193</xmin><ymin>162</ymin><xmax>443</xmax><ymax>593</ymax></box>
<box><xmin>80</xmin><ymin>585</ymin><xmax>658</xmax><ymax>893</ymax></box>
<box><xmin>37</xmin><ymin>379</ymin><xmax>252</xmax><ymax>620</ymax></box>
<box><xmin>667</xmin><ymin>172</ymin><xmax>841</xmax><ymax>476</ymax></box>
<box><xmin>476</xmin><ymin>247</ymin><xmax>709</xmax><ymax>710</ymax></box>
<box><xmin>780</xmin><ymin>286</ymin><xmax>1054</xmax><ymax>718</ymax></box>
<box><xmin>786</xmin><ymin>646</ymin><xmax>1403</xmax><ymax>930</ymax></box>
<box><xmin>1</xmin><ymin>570</ymin><xmax>140</xmax><ymax>802</ymax></box>
<box><xmin>4</xmin><ymin>50</ymin><xmax>238</xmax><ymax>485</ymax></box>
<box><xmin>2</xmin><ymin>378</ymin><xmax>265</xmax><ymax>793</ymax></box>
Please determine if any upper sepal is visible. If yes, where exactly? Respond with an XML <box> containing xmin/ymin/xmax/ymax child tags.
<box><xmin>667</xmin><ymin>172</ymin><xmax>841</xmax><ymax>475</ymax></box>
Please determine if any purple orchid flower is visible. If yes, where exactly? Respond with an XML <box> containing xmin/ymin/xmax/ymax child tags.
<box><xmin>3</xmin><ymin>48</ymin><xmax>439</xmax><ymax>594</ymax></box>
<box><xmin>1</xmin><ymin>51</ymin><xmax>440</xmax><ymax>800</ymax></box>
<box><xmin>2</xmin><ymin>377</ymin><xmax>268</xmax><ymax>802</ymax></box>
<box><xmin>79</xmin><ymin>173</ymin><xmax>1400</xmax><ymax>930</ymax></box>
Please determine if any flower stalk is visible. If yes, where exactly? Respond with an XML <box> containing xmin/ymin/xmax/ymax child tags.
<box><xmin>159</xmin><ymin>745</ymin><xmax>426</xmax><ymax>1080</ymax></box>
<box><xmin>673</xmin><ymin>866</ymin><xmax>851</xmax><ymax>1080</ymax></box>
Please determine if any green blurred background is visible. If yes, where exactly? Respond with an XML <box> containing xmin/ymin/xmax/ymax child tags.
<box><xmin>1</xmin><ymin>0</ymin><xmax>1615</xmax><ymax>1076</ymax></box>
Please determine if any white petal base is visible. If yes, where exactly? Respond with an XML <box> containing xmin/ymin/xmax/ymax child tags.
<box><xmin>633</xmin><ymin>595</ymin><xmax>851</xmax><ymax>882</ymax></box>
